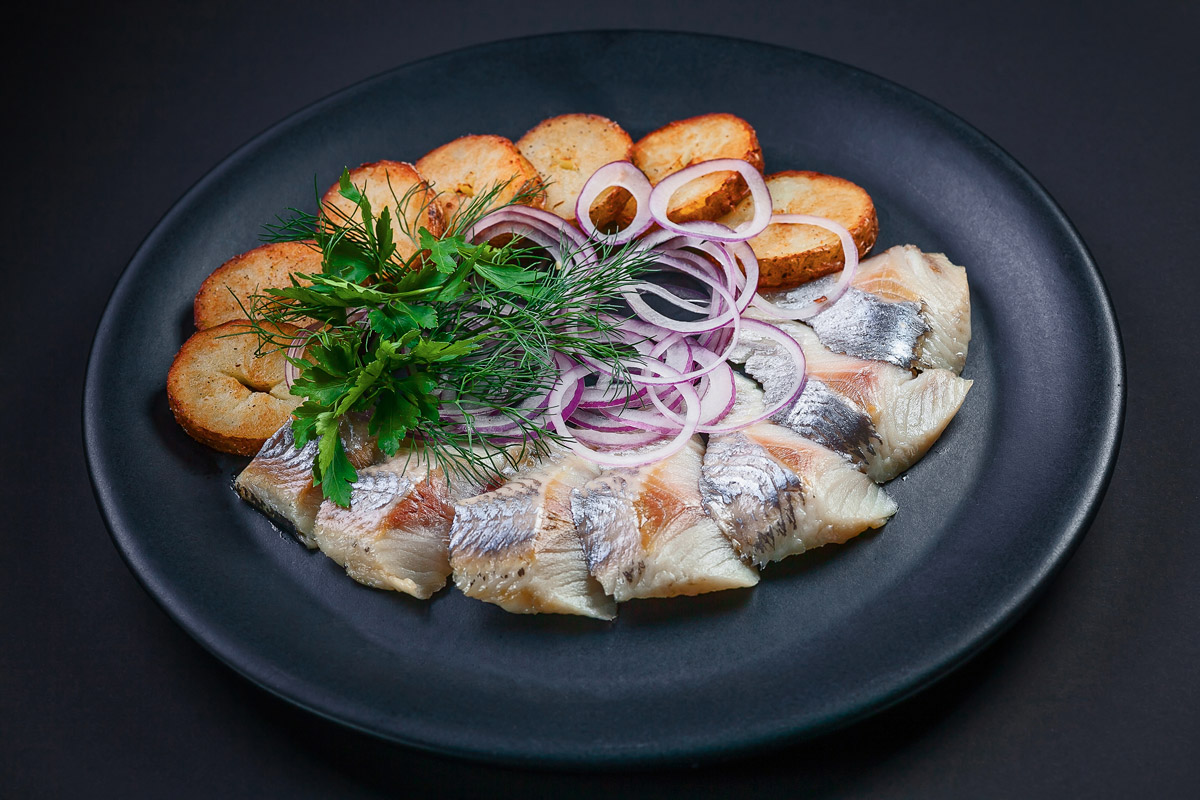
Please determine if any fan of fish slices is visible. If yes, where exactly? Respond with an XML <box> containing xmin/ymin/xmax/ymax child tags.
<box><xmin>168</xmin><ymin>112</ymin><xmax>973</xmax><ymax>619</ymax></box>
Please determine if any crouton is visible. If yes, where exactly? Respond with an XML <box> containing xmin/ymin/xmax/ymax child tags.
<box><xmin>516</xmin><ymin>113</ymin><xmax>633</xmax><ymax>227</ymax></box>
<box><xmin>415</xmin><ymin>135</ymin><xmax>544</xmax><ymax>228</ymax></box>
<box><xmin>167</xmin><ymin>320</ymin><xmax>304</xmax><ymax>456</ymax></box>
<box><xmin>194</xmin><ymin>241</ymin><xmax>320</xmax><ymax>330</ymax></box>
<box><xmin>722</xmin><ymin>170</ymin><xmax>878</xmax><ymax>290</ymax></box>
<box><xmin>631</xmin><ymin>113</ymin><xmax>764</xmax><ymax>223</ymax></box>
<box><xmin>320</xmin><ymin>161</ymin><xmax>443</xmax><ymax>262</ymax></box>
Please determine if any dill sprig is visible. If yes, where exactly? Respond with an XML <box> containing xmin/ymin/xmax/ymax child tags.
<box><xmin>248</xmin><ymin>169</ymin><xmax>655</xmax><ymax>506</ymax></box>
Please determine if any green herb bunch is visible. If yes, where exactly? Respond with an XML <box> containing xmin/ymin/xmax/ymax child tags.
<box><xmin>250</xmin><ymin>171</ymin><xmax>654</xmax><ymax>506</ymax></box>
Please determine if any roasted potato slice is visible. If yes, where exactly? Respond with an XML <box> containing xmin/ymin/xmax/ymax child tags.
<box><xmin>416</xmin><ymin>135</ymin><xmax>544</xmax><ymax>228</ymax></box>
<box><xmin>722</xmin><ymin>170</ymin><xmax>878</xmax><ymax>291</ymax></box>
<box><xmin>194</xmin><ymin>241</ymin><xmax>320</xmax><ymax>331</ymax></box>
<box><xmin>631</xmin><ymin>113</ymin><xmax>764</xmax><ymax>223</ymax></box>
<box><xmin>516</xmin><ymin>113</ymin><xmax>633</xmax><ymax>226</ymax></box>
<box><xmin>320</xmin><ymin>161</ymin><xmax>443</xmax><ymax>262</ymax></box>
<box><xmin>167</xmin><ymin>320</ymin><xmax>304</xmax><ymax>456</ymax></box>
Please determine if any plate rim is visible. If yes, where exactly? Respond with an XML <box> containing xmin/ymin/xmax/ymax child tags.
<box><xmin>83</xmin><ymin>29</ymin><xmax>1125</xmax><ymax>767</ymax></box>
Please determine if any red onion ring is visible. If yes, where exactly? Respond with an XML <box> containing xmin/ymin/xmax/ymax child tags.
<box><xmin>575</xmin><ymin>161</ymin><xmax>655</xmax><ymax>245</ymax></box>
<box><xmin>750</xmin><ymin>214</ymin><xmax>860</xmax><ymax>320</ymax></box>
<box><xmin>647</xmin><ymin>159</ymin><xmax>772</xmax><ymax>242</ymax></box>
<box><xmin>548</xmin><ymin>364</ymin><xmax>702</xmax><ymax>467</ymax></box>
<box><xmin>702</xmin><ymin>317</ymin><xmax>808</xmax><ymax>433</ymax></box>
<box><xmin>641</xmin><ymin>350</ymin><xmax>736</xmax><ymax>431</ymax></box>
<box><xmin>467</xmin><ymin>206</ymin><xmax>589</xmax><ymax>250</ymax></box>
<box><xmin>570</xmin><ymin>409</ymin><xmax>643</xmax><ymax>433</ymax></box>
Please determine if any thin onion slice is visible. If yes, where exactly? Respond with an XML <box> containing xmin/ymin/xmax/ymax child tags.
<box><xmin>467</xmin><ymin>206</ymin><xmax>589</xmax><ymax>249</ymax></box>
<box><xmin>704</xmin><ymin>317</ymin><xmax>808</xmax><ymax>433</ymax></box>
<box><xmin>722</xmin><ymin>240</ymin><xmax>760</xmax><ymax>313</ymax></box>
<box><xmin>750</xmin><ymin>213</ymin><xmax>860</xmax><ymax>320</ymax></box>
<box><xmin>648</xmin><ymin>159</ymin><xmax>772</xmax><ymax>242</ymax></box>
<box><xmin>466</xmin><ymin>208</ymin><xmax>598</xmax><ymax>273</ymax></box>
<box><xmin>575</xmin><ymin>161</ymin><xmax>655</xmax><ymax>245</ymax></box>
<box><xmin>641</xmin><ymin>351</ymin><xmax>736</xmax><ymax>432</ymax></box>
<box><xmin>548</xmin><ymin>364</ymin><xmax>701</xmax><ymax>467</ymax></box>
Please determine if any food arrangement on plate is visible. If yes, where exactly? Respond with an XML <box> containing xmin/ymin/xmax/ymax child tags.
<box><xmin>165</xmin><ymin>112</ymin><xmax>972</xmax><ymax>619</ymax></box>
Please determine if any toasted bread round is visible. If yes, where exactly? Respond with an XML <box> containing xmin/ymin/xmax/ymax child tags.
<box><xmin>416</xmin><ymin>135</ymin><xmax>545</xmax><ymax>228</ymax></box>
<box><xmin>167</xmin><ymin>320</ymin><xmax>304</xmax><ymax>456</ymax></box>
<box><xmin>516</xmin><ymin>114</ymin><xmax>633</xmax><ymax>226</ymax></box>
<box><xmin>723</xmin><ymin>170</ymin><xmax>878</xmax><ymax>291</ymax></box>
<box><xmin>321</xmin><ymin>161</ymin><xmax>443</xmax><ymax>263</ymax></box>
<box><xmin>194</xmin><ymin>241</ymin><xmax>321</xmax><ymax>331</ymax></box>
<box><xmin>631</xmin><ymin>113</ymin><xmax>764</xmax><ymax>223</ymax></box>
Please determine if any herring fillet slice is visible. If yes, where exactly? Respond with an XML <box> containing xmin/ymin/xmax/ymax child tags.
<box><xmin>701</xmin><ymin>422</ymin><xmax>898</xmax><ymax>567</ymax></box>
<box><xmin>764</xmin><ymin>245</ymin><xmax>971</xmax><ymax>374</ymax></box>
<box><xmin>233</xmin><ymin>418</ymin><xmax>378</xmax><ymax>545</ymax></box>
<box><xmin>449</xmin><ymin>453</ymin><xmax>616</xmax><ymax>619</ymax></box>
<box><xmin>700</xmin><ymin>377</ymin><xmax>896</xmax><ymax>567</ymax></box>
<box><xmin>309</xmin><ymin>453</ymin><xmax>484</xmax><ymax>599</ymax></box>
<box><xmin>852</xmin><ymin>245</ymin><xmax>971</xmax><ymax>375</ymax></box>
<box><xmin>570</xmin><ymin>438</ymin><xmax>758</xmax><ymax>601</ymax></box>
<box><xmin>736</xmin><ymin>317</ymin><xmax>972</xmax><ymax>483</ymax></box>
<box><xmin>780</xmin><ymin>284</ymin><xmax>928</xmax><ymax>370</ymax></box>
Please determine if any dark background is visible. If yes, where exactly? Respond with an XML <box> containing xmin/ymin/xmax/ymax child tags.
<box><xmin>5</xmin><ymin>1</ymin><xmax>1198</xmax><ymax>797</ymax></box>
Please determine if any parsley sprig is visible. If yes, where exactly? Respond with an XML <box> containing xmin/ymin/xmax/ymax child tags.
<box><xmin>250</xmin><ymin>170</ymin><xmax>654</xmax><ymax>506</ymax></box>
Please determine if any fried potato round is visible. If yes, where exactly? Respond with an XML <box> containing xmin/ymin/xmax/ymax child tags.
<box><xmin>631</xmin><ymin>113</ymin><xmax>764</xmax><ymax>223</ymax></box>
<box><xmin>194</xmin><ymin>241</ymin><xmax>321</xmax><ymax>331</ymax></box>
<box><xmin>516</xmin><ymin>114</ymin><xmax>633</xmax><ymax>226</ymax></box>
<box><xmin>722</xmin><ymin>170</ymin><xmax>878</xmax><ymax>291</ymax></box>
<box><xmin>416</xmin><ymin>134</ymin><xmax>545</xmax><ymax>226</ymax></box>
<box><xmin>167</xmin><ymin>320</ymin><xmax>304</xmax><ymax>456</ymax></box>
<box><xmin>321</xmin><ymin>161</ymin><xmax>443</xmax><ymax>263</ymax></box>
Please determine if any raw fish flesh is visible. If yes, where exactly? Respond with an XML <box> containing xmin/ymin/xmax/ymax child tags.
<box><xmin>233</xmin><ymin>417</ymin><xmax>378</xmax><ymax>544</ymax></box>
<box><xmin>765</xmin><ymin>245</ymin><xmax>971</xmax><ymax>374</ymax></box>
<box><xmin>449</xmin><ymin>452</ymin><xmax>615</xmax><ymax>619</ymax></box>
<box><xmin>735</xmin><ymin>319</ymin><xmax>972</xmax><ymax>482</ymax></box>
<box><xmin>570</xmin><ymin>438</ymin><xmax>759</xmax><ymax>601</ymax></box>
<box><xmin>700</xmin><ymin>376</ymin><xmax>897</xmax><ymax>566</ymax></box>
<box><xmin>310</xmin><ymin>451</ymin><xmax>484</xmax><ymax>599</ymax></box>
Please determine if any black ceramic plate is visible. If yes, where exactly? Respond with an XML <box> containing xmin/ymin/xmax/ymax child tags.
<box><xmin>84</xmin><ymin>31</ymin><xmax>1122</xmax><ymax>766</ymax></box>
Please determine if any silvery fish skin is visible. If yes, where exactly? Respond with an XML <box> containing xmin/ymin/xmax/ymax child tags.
<box><xmin>570</xmin><ymin>438</ymin><xmax>758</xmax><ymax>602</ymax></box>
<box><xmin>701</xmin><ymin>422</ymin><xmax>898</xmax><ymax>567</ymax></box>
<box><xmin>700</xmin><ymin>376</ymin><xmax>897</xmax><ymax>566</ymax></box>
<box><xmin>310</xmin><ymin>451</ymin><xmax>485</xmax><ymax>599</ymax></box>
<box><xmin>733</xmin><ymin>333</ymin><xmax>879</xmax><ymax>465</ymax></box>
<box><xmin>770</xmin><ymin>280</ymin><xmax>928</xmax><ymax>370</ymax></box>
<box><xmin>736</xmin><ymin>318</ymin><xmax>972</xmax><ymax>482</ymax></box>
<box><xmin>697</xmin><ymin>376</ymin><xmax>806</xmax><ymax>566</ymax></box>
<box><xmin>233</xmin><ymin>417</ymin><xmax>379</xmax><ymax>545</ymax></box>
<box><xmin>773</xmin><ymin>377</ymin><xmax>878</xmax><ymax>463</ymax></box>
<box><xmin>764</xmin><ymin>245</ymin><xmax>970</xmax><ymax>374</ymax></box>
<box><xmin>449</xmin><ymin>453</ymin><xmax>615</xmax><ymax>619</ymax></box>
<box><xmin>851</xmin><ymin>245</ymin><xmax>971</xmax><ymax>375</ymax></box>
<box><xmin>699</xmin><ymin>429</ymin><xmax>809</xmax><ymax>567</ymax></box>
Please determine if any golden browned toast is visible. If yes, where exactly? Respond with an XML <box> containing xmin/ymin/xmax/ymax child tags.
<box><xmin>193</xmin><ymin>241</ymin><xmax>320</xmax><ymax>331</ymax></box>
<box><xmin>722</xmin><ymin>170</ymin><xmax>878</xmax><ymax>290</ymax></box>
<box><xmin>167</xmin><ymin>320</ymin><xmax>303</xmax><ymax>456</ymax></box>
<box><xmin>516</xmin><ymin>113</ymin><xmax>633</xmax><ymax>226</ymax></box>
<box><xmin>320</xmin><ymin>161</ymin><xmax>443</xmax><ymax>263</ymax></box>
<box><xmin>415</xmin><ymin>135</ymin><xmax>544</xmax><ymax>227</ymax></box>
<box><xmin>631</xmin><ymin>113</ymin><xmax>764</xmax><ymax>223</ymax></box>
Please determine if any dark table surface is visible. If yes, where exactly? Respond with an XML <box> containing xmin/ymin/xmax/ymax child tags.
<box><xmin>6</xmin><ymin>1</ymin><xmax>1198</xmax><ymax>796</ymax></box>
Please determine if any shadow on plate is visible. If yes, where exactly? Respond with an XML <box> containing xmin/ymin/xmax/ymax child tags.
<box><xmin>147</xmin><ymin>387</ymin><xmax>226</xmax><ymax>477</ymax></box>
<box><xmin>762</xmin><ymin>525</ymin><xmax>886</xmax><ymax>581</ymax></box>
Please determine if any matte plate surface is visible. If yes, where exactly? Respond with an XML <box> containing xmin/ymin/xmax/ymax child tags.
<box><xmin>84</xmin><ymin>32</ymin><xmax>1123</xmax><ymax>766</ymax></box>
